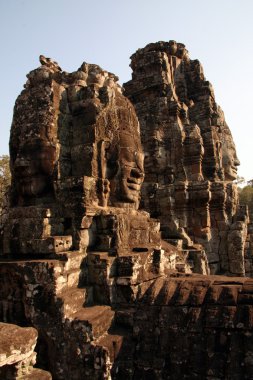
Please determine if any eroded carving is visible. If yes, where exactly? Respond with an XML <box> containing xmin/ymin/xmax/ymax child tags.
<box><xmin>124</xmin><ymin>40</ymin><xmax>252</xmax><ymax>276</ymax></box>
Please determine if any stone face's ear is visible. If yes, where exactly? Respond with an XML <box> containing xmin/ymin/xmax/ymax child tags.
<box><xmin>105</xmin><ymin>143</ymin><xmax>120</xmax><ymax>181</ymax></box>
<box><xmin>97</xmin><ymin>140</ymin><xmax>111</xmax><ymax>207</ymax></box>
<box><xmin>97</xmin><ymin>140</ymin><xmax>111</xmax><ymax>180</ymax></box>
<box><xmin>221</xmin><ymin>125</ymin><xmax>240</xmax><ymax>181</ymax></box>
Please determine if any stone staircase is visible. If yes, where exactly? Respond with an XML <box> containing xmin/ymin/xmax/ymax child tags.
<box><xmin>162</xmin><ymin>237</ymin><xmax>209</xmax><ymax>274</ymax></box>
<box><xmin>1</xmin><ymin>224</ymin><xmax>211</xmax><ymax>378</ymax></box>
<box><xmin>51</xmin><ymin>245</ymin><xmax>171</xmax><ymax>372</ymax></box>
<box><xmin>52</xmin><ymin>248</ymin><xmax>116</xmax><ymax>341</ymax></box>
<box><xmin>1</xmin><ymin>224</ymin><xmax>191</xmax><ymax>378</ymax></box>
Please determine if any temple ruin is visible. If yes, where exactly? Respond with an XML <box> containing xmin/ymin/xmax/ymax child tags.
<box><xmin>0</xmin><ymin>41</ymin><xmax>253</xmax><ymax>379</ymax></box>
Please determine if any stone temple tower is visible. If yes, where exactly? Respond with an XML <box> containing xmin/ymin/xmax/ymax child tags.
<box><xmin>124</xmin><ymin>40</ymin><xmax>253</xmax><ymax>276</ymax></box>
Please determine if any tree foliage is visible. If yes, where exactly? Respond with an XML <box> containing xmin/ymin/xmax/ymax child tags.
<box><xmin>239</xmin><ymin>185</ymin><xmax>253</xmax><ymax>219</ymax></box>
<box><xmin>236</xmin><ymin>175</ymin><xmax>246</xmax><ymax>185</ymax></box>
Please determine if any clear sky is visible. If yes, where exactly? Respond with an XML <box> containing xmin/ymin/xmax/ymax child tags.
<box><xmin>1</xmin><ymin>0</ymin><xmax>253</xmax><ymax>180</ymax></box>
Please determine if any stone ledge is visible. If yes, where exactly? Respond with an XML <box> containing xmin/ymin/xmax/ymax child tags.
<box><xmin>0</xmin><ymin>323</ymin><xmax>37</xmax><ymax>367</ymax></box>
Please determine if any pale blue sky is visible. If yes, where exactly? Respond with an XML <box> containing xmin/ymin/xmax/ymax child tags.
<box><xmin>1</xmin><ymin>0</ymin><xmax>253</xmax><ymax>180</ymax></box>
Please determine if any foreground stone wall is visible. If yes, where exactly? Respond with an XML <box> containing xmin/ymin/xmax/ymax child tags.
<box><xmin>0</xmin><ymin>259</ymin><xmax>112</xmax><ymax>379</ymax></box>
<box><xmin>1</xmin><ymin>261</ymin><xmax>253</xmax><ymax>379</ymax></box>
<box><xmin>113</xmin><ymin>274</ymin><xmax>253</xmax><ymax>379</ymax></box>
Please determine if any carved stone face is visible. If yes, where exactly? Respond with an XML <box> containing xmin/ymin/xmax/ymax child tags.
<box><xmin>106</xmin><ymin>133</ymin><xmax>144</xmax><ymax>208</ymax></box>
<box><xmin>104</xmin><ymin>105</ymin><xmax>144</xmax><ymax>208</ymax></box>
<box><xmin>87</xmin><ymin>65</ymin><xmax>107</xmax><ymax>87</ymax></box>
<box><xmin>222</xmin><ymin>127</ymin><xmax>240</xmax><ymax>181</ymax></box>
<box><xmin>118</xmin><ymin>131</ymin><xmax>144</xmax><ymax>205</ymax></box>
<box><xmin>13</xmin><ymin>140</ymin><xmax>56</xmax><ymax>199</ymax></box>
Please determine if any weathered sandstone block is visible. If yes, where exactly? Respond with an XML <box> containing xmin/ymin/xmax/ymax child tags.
<box><xmin>0</xmin><ymin>322</ymin><xmax>51</xmax><ymax>379</ymax></box>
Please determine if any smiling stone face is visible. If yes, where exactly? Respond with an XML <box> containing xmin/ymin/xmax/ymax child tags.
<box><xmin>9</xmin><ymin>61</ymin><xmax>61</xmax><ymax>206</ymax></box>
<box><xmin>96</xmin><ymin>94</ymin><xmax>144</xmax><ymax>209</ymax></box>
<box><xmin>221</xmin><ymin>124</ymin><xmax>240</xmax><ymax>181</ymax></box>
<box><xmin>107</xmin><ymin>129</ymin><xmax>144</xmax><ymax>208</ymax></box>
<box><xmin>12</xmin><ymin>140</ymin><xmax>56</xmax><ymax>200</ymax></box>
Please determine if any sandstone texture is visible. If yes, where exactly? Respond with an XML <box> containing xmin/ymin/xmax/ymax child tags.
<box><xmin>113</xmin><ymin>274</ymin><xmax>253</xmax><ymax>379</ymax></box>
<box><xmin>0</xmin><ymin>42</ymin><xmax>253</xmax><ymax>379</ymax></box>
<box><xmin>124</xmin><ymin>40</ymin><xmax>253</xmax><ymax>276</ymax></box>
<box><xmin>0</xmin><ymin>322</ymin><xmax>51</xmax><ymax>379</ymax></box>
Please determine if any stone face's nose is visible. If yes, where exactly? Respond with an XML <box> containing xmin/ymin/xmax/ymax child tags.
<box><xmin>130</xmin><ymin>167</ymin><xmax>144</xmax><ymax>180</ymax></box>
<box><xmin>14</xmin><ymin>157</ymin><xmax>31</xmax><ymax>174</ymax></box>
<box><xmin>15</xmin><ymin>157</ymin><xmax>29</xmax><ymax>166</ymax></box>
<box><xmin>234</xmin><ymin>156</ymin><xmax>240</xmax><ymax>167</ymax></box>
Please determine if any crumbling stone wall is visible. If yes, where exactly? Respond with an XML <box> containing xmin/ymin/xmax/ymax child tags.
<box><xmin>0</xmin><ymin>260</ymin><xmax>112</xmax><ymax>379</ymax></box>
<box><xmin>2</xmin><ymin>262</ymin><xmax>253</xmax><ymax>380</ymax></box>
<box><xmin>112</xmin><ymin>274</ymin><xmax>253</xmax><ymax>379</ymax></box>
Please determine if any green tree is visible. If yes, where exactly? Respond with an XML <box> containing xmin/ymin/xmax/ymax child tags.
<box><xmin>247</xmin><ymin>179</ymin><xmax>253</xmax><ymax>187</ymax></box>
<box><xmin>239</xmin><ymin>185</ymin><xmax>253</xmax><ymax>219</ymax></box>
<box><xmin>236</xmin><ymin>175</ymin><xmax>246</xmax><ymax>185</ymax></box>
